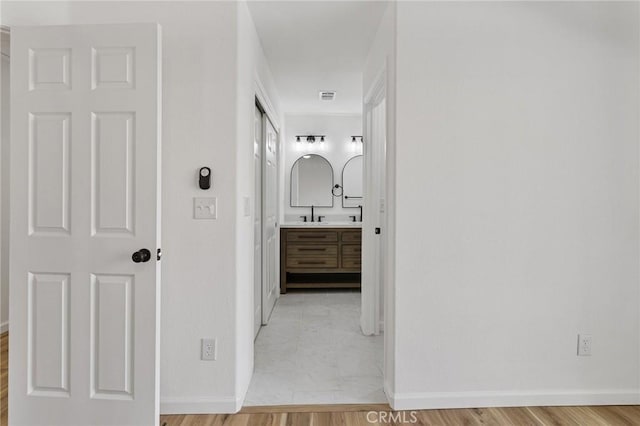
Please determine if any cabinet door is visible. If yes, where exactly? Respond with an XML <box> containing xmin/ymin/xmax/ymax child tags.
<box><xmin>342</xmin><ymin>230</ymin><xmax>362</xmax><ymax>242</ymax></box>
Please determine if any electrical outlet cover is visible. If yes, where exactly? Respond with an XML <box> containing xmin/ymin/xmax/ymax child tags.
<box><xmin>201</xmin><ymin>338</ymin><xmax>216</xmax><ymax>361</ymax></box>
<box><xmin>577</xmin><ymin>334</ymin><xmax>592</xmax><ymax>356</ymax></box>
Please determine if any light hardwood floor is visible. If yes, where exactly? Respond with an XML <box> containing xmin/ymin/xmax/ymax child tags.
<box><xmin>1</xmin><ymin>332</ymin><xmax>639</xmax><ymax>425</ymax></box>
<box><xmin>161</xmin><ymin>405</ymin><xmax>640</xmax><ymax>426</ymax></box>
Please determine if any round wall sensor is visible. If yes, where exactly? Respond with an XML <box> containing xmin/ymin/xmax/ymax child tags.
<box><xmin>199</xmin><ymin>167</ymin><xmax>211</xmax><ymax>190</ymax></box>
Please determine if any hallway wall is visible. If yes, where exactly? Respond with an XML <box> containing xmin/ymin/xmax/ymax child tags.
<box><xmin>0</xmin><ymin>38</ymin><xmax>8</xmax><ymax>334</ymax></box>
<box><xmin>0</xmin><ymin>0</ymin><xmax>280</xmax><ymax>413</ymax></box>
<box><xmin>392</xmin><ymin>1</ymin><xmax>640</xmax><ymax>409</ymax></box>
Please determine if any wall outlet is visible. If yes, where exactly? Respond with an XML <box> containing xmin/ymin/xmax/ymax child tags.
<box><xmin>577</xmin><ymin>334</ymin><xmax>592</xmax><ymax>356</ymax></box>
<box><xmin>201</xmin><ymin>338</ymin><xmax>217</xmax><ymax>361</ymax></box>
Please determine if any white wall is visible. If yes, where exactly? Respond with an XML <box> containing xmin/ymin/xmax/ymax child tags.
<box><xmin>283</xmin><ymin>114</ymin><xmax>363</xmax><ymax>223</ymax></box>
<box><xmin>1</xmin><ymin>0</ymin><xmax>262</xmax><ymax>413</ymax></box>
<box><xmin>392</xmin><ymin>2</ymin><xmax>640</xmax><ymax>409</ymax></box>
<box><xmin>235</xmin><ymin>0</ymin><xmax>281</xmax><ymax>408</ymax></box>
<box><xmin>0</xmin><ymin>33</ymin><xmax>8</xmax><ymax>334</ymax></box>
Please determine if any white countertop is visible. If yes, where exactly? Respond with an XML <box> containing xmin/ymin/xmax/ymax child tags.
<box><xmin>280</xmin><ymin>222</ymin><xmax>362</xmax><ymax>228</ymax></box>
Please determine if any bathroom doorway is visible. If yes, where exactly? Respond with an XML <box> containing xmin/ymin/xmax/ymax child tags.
<box><xmin>246</xmin><ymin>111</ymin><xmax>385</xmax><ymax>407</ymax></box>
<box><xmin>245</xmin><ymin>0</ymin><xmax>390</xmax><ymax>407</ymax></box>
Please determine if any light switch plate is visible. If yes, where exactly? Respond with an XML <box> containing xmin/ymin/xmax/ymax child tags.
<box><xmin>194</xmin><ymin>197</ymin><xmax>217</xmax><ymax>219</ymax></box>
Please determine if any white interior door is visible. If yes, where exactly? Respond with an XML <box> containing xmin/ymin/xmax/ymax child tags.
<box><xmin>253</xmin><ymin>104</ymin><xmax>263</xmax><ymax>337</ymax></box>
<box><xmin>361</xmin><ymin>78</ymin><xmax>386</xmax><ymax>336</ymax></box>
<box><xmin>9</xmin><ymin>24</ymin><xmax>161</xmax><ymax>426</ymax></box>
<box><xmin>261</xmin><ymin>118</ymin><xmax>278</xmax><ymax>324</ymax></box>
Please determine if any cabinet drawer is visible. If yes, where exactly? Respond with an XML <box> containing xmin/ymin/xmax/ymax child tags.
<box><xmin>341</xmin><ymin>230</ymin><xmax>362</xmax><ymax>242</ymax></box>
<box><xmin>287</xmin><ymin>257</ymin><xmax>338</xmax><ymax>268</ymax></box>
<box><xmin>288</xmin><ymin>244</ymin><xmax>338</xmax><ymax>257</ymax></box>
<box><xmin>342</xmin><ymin>244</ymin><xmax>361</xmax><ymax>257</ymax></box>
<box><xmin>287</xmin><ymin>231</ymin><xmax>338</xmax><ymax>243</ymax></box>
<box><xmin>342</xmin><ymin>257</ymin><xmax>361</xmax><ymax>269</ymax></box>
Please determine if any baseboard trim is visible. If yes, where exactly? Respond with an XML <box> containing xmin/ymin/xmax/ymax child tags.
<box><xmin>0</xmin><ymin>321</ymin><xmax>8</xmax><ymax>334</ymax></box>
<box><xmin>387</xmin><ymin>389</ymin><xmax>640</xmax><ymax>411</ymax></box>
<box><xmin>383</xmin><ymin>379</ymin><xmax>395</xmax><ymax>407</ymax></box>
<box><xmin>160</xmin><ymin>396</ymin><xmax>242</xmax><ymax>415</ymax></box>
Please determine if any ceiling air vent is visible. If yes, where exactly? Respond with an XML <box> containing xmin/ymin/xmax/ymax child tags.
<box><xmin>319</xmin><ymin>91</ymin><xmax>336</xmax><ymax>101</ymax></box>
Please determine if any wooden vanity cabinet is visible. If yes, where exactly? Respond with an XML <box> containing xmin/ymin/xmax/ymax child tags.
<box><xmin>280</xmin><ymin>227</ymin><xmax>362</xmax><ymax>293</ymax></box>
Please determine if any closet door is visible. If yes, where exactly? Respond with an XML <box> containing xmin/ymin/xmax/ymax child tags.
<box><xmin>253</xmin><ymin>103</ymin><xmax>263</xmax><ymax>337</ymax></box>
<box><xmin>262</xmin><ymin>117</ymin><xmax>278</xmax><ymax>324</ymax></box>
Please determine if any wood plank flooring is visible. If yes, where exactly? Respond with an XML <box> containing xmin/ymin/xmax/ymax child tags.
<box><xmin>1</xmin><ymin>332</ymin><xmax>639</xmax><ymax>425</ymax></box>
<box><xmin>161</xmin><ymin>405</ymin><xmax>640</xmax><ymax>426</ymax></box>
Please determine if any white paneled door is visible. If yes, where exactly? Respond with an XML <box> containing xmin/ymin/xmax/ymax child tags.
<box><xmin>9</xmin><ymin>24</ymin><xmax>162</xmax><ymax>425</ymax></box>
<box><xmin>262</xmin><ymin>118</ymin><xmax>278</xmax><ymax>324</ymax></box>
<box><xmin>254</xmin><ymin>104</ymin><xmax>263</xmax><ymax>337</ymax></box>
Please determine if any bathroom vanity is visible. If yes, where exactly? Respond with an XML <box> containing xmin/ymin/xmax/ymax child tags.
<box><xmin>280</xmin><ymin>225</ymin><xmax>362</xmax><ymax>293</ymax></box>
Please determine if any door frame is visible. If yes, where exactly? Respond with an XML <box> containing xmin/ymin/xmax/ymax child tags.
<box><xmin>361</xmin><ymin>69</ymin><xmax>387</xmax><ymax>336</ymax></box>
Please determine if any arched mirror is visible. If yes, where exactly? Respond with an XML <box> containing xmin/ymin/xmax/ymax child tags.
<box><xmin>342</xmin><ymin>155</ymin><xmax>363</xmax><ymax>208</ymax></box>
<box><xmin>290</xmin><ymin>154</ymin><xmax>334</xmax><ymax>207</ymax></box>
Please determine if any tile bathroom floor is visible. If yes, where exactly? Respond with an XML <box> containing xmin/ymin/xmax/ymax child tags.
<box><xmin>244</xmin><ymin>290</ymin><xmax>385</xmax><ymax>406</ymax></box>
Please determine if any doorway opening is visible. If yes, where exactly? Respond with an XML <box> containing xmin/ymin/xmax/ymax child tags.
<box><xmin>245</xmin><ymin>1</ymin><xmax>389</xmax><ymax>407</ymax></box>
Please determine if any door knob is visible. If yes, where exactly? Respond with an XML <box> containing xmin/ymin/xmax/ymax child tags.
<box><xmin>132</xmin><ymin>248</ymin><xmax>152</xmax><ymax>263</ymax></box>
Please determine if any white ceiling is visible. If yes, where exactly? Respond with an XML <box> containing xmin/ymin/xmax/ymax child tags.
<box><xmin>248</xmin><ymin>1</ymin><xmax>388</xmax><ymax>115</ymax></box>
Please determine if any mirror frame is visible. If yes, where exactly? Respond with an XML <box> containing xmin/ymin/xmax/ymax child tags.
<box><xmin>290</xmin><ymin>154</ymin><xmax>334</xmax><ymax>208</ymax></box>
<box><xmin>341</xmin><ymin>154</ymin><xmax>363</xmax><ymax>208</ymax></box>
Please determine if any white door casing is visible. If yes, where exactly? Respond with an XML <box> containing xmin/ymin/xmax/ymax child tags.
<box><xmin>262</xmin><ymin>117</ymin><xmax>278</xmax><ymax>324</ymax></box>
<box><xmin>253</xmin><ymin>103</ymin><xmax>263</xmax><ymax>337</ymax></box>
<box><xmin>9</xmin><ymin>24</ymin><xmax>161</xmax><ymax>426</ymax></box>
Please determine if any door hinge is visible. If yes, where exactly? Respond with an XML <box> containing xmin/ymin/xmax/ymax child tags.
<box><xmin>157</xmin><ymin>248</ymin><xmax>162</xmax><ymax>261</ymax></box>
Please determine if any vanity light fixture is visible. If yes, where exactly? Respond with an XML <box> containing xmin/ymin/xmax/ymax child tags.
<box><xmin>295</xmin><ymin>135</ymin><xmax>326</xmax><ymax>144</ymax></box>
<box><xmin>351</xmin><ymin>136</ymin><xmax>363</xmax><ymax>143</ymax></box>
